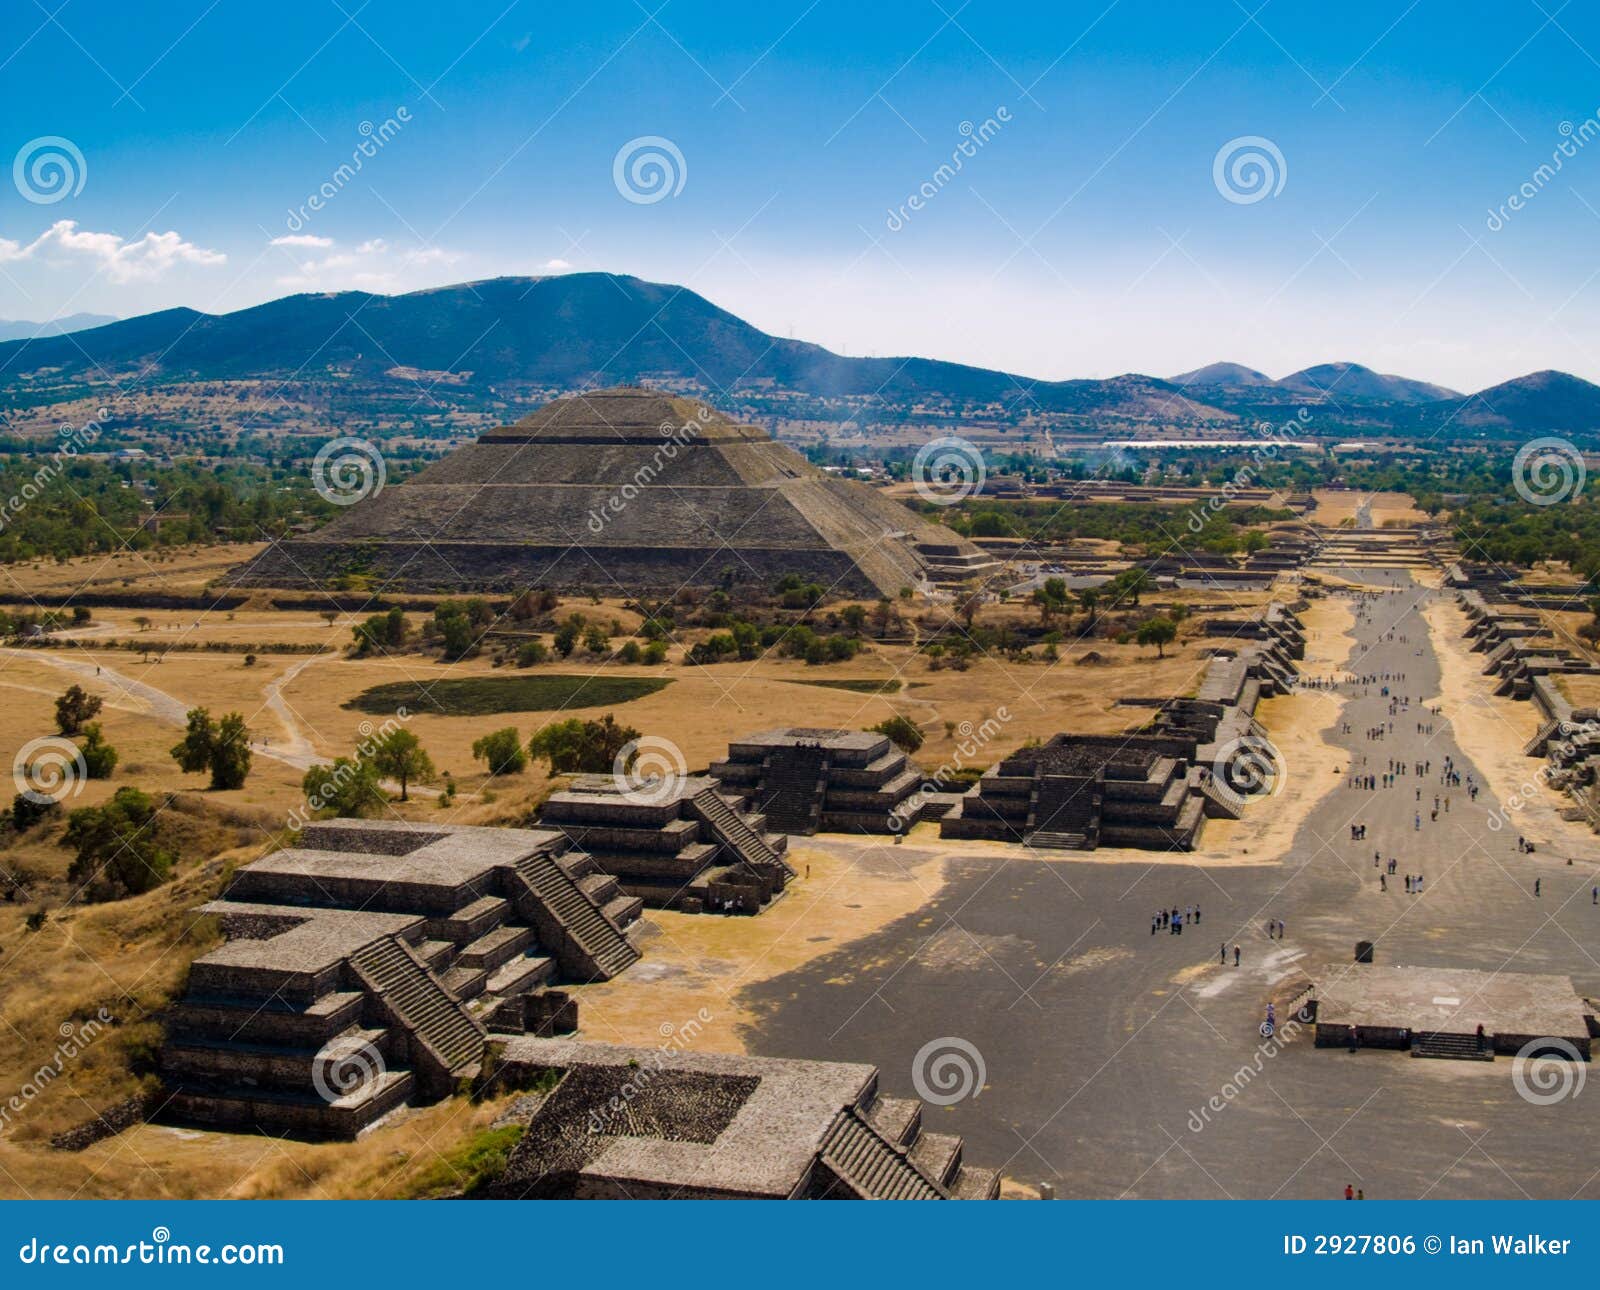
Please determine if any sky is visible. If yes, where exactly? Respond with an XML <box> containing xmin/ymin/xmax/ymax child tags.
<box><xmin>2</xmin><ymin>0</ymin><xmax>1600</xmax><ymax>391</ymax></box>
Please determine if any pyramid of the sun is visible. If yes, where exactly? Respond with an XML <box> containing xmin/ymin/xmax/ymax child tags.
<box><xmin>232</xmin><ymin>387</ymin><xmax>996</xmax><ymax>596</ymax></box>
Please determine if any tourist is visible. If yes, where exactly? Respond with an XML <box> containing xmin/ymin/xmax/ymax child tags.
<box><xmin>1233</xmin><ymin>944</ymin><xmax>1241</xmax><ymax>966</ymax></box>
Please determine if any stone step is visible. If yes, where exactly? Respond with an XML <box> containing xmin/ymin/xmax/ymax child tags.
<box><xmin>909</xmin><ymin>1131</ymin><xmax>964</xmax><ymax>1188</ymax></box>
<box><xmin>866</xmin><ymin>1096</ymin><xmax>921</xmax><ymax>1147</ymax></box>
<box><xmin>482</xmin><ymin>953</ymin><xmax>556</xmax><ymax>998</ymax></box>
<box><xmin>1411</xmin><ymin>1032</ymin><xmax>1494</xmax><ymax>1061</ymax></box>
<box><xmin>457</xmin><ymin>923</ymin><xmax>536</xmax><ymax>972</ymax></box>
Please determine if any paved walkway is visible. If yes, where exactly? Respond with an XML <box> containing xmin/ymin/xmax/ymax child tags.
<box><xmin>746</xmin><ymin>570</ymin><xmax>1600</xmax><ymax>1198</ymax></box>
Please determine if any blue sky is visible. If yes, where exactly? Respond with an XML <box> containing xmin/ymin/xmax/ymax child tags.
<box><xmin>2</xmin><ymin>0</ymin><xmax>1600</xmax><ymax>390</ymax></box>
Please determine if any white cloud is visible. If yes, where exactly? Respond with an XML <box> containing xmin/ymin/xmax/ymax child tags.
<box><xmin>270</xmin><ymin>233</ymin><xmax>333</xmax><ymax>248</ymax></box>
<box><xmin>539</xmin><ymin>258</ymin><xmax>573</xmax><ymax>271</ymax></box>
<box><xmin>272</xmin><ymin>237</ymin><xmax>460</xmax><ymax>293</ymax></box>
<box><xmin>0</xmin><ymin>220</ymin><xmax>226</xmax><ymax>284</ymax></box>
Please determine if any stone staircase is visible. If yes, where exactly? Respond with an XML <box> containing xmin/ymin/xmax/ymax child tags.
<box><xmin>1027</xmin><ymin>830</ymin><xmax>1091</xmax><ymax>850</ymax></box>
<box><xmin>349</xmin><ymin>936</ymin><xmax>485</xmax><ymax>1086</ymax></box>
<box><xmin>510</xmin><ymin>852</ymin><xmax>639</xmax><ymax>980</ymax></box>
<box><xmin>689</xmin><ymin>786</ymin><xmax>795</xmax><ymax>878</ymax></box>
<box><xmin>758</xmin><ymin>746</ymin><xmax>828</xmax><ymax>833</ymax></box>
<box><xmin>815</xmin><ymin>1092</ymin><xmax>1001</xmax><ymax>1199</ymax></box>
<box><xmin>818</xmin><ymin>1107</ymin><xmax>946</xmax><ymax>1199</ymax></box>
<box><xmin>1410</xmin><ymin>1032</ymin><xmax>1494</xmax><ymax>1062</ymax></box>
<box><xmin>1026</xmin><ymin>773</ymin><xmax>1099</xmax><ymax>849</ymax></box>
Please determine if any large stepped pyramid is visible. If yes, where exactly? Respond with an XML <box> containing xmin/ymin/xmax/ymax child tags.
<box><xmin>231</xmin><ymin>386</ymin><xmax>997</xmax><ymax>598</ymax></box>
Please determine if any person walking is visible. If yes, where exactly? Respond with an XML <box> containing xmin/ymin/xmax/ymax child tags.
<box><xmin>1233</xmin><ymin>944</ymin><xmax>1241</xmax><ymax>966</ymax></box>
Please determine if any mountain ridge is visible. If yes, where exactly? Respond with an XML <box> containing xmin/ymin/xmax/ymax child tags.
<box><xmin>0</xmin><ymin>272</ymin><xmax>1595</xmax><ymax>434</ymax></box>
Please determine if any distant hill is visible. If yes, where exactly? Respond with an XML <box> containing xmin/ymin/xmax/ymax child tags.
<box><xmin>1446</xmin><ymin>370</ymin><xmax>1600</xmax><ymax>433</ymax></box>
<box><xmin>0</xmin><ymin>273</ymin><xmax>1227</xmax><ymax>422</ymax></box>
<box><xmin>0</xmin><ymin>312</ymin><xmax>117</xmax><ymax>343</ymax></box>
<box><xmin>2</xmin><ymin>275</ymin><xmax>1598</xmax><ymax>437</ymax></box>
<box><xmin>1275</xmin><ymin>362</ymin><xmax>1461</xmax><ymax>405</ymax></box>
<box><xmin>1168</xmin><ymin>361</ymin><xmax>1274</xmax><ymax>388</ymax></box>
<box><xmin>1173</xmin><ymin>359</ymin><xmax>1461</xmax><ymax>405</ymax></box>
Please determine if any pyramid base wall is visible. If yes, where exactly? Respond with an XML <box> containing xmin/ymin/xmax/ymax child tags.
<box><xmin>231</xmin><ymin>540</ymin><xmax>890</xmax><ymax>597</ymax></box>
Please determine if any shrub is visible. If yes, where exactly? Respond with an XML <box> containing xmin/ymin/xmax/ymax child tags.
<box><xmin>64</xmin><ymin>787</ymin><xmax>174</xmax><ymax>901</ymax></box>
<box><xmin>12</xmin><ymin>793</ymin><xmax>61</xmax><ymax>833</ymax></box>
<box><xmin>516</xmin><ymin>640</ymin><xmax>549</xmax><ymax>667</ymax></box>
<box><xmin>472</xmin><ymin>727</ymin><xmax>527</xmax><ymax>776</ymax></box>
<box><xmin>868</xmin><ymin>715</ymin><xmax>924</xmax><ymax>753</ymax></box>
<box><xmin>80</xmin><ymin>724</ymin><xmax>118</xmax><ymax>779</ymax></box>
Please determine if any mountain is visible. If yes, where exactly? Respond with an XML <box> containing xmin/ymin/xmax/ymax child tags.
<box><xmin>0</xmin><ymin>273</ymin><xmax>1228</xmax><ymax>422</ymax></box>
<box><xmin>1275</xmin><ymin>362</ymin><xmax>1461</xmax><ymax>405</ymax></box>
<box><xmin>1</xmin><ymin>275</ymin><xmax>1595</xmax><ymax>437</ymax></box>
<box><xmin>1447</xmin><ymin>370</ymin><xmax>1600</xmax><ymax>433</ymax></box>
<box><xmin>0</xmin><ymin>312</ymin><xmax>117</xmax><ymax>343</ymax></box>
<box><xmin>1168</xmin><ymin>361</ymin><xmax>1273</xmax><ymax>388</ymax></box>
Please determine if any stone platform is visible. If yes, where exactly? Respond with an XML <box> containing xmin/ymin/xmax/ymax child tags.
<box><xmin>484</xmin><ymin>1038</ymin><xmax>1002</xmax><ymax>1199</ymax></box>
<box><xmin>1313</xmin><ymin>965</ymin><xmax>1593</xmax><ymax>1057</ymax></box>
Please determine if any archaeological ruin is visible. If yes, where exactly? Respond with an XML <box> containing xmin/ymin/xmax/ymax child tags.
<box><xmin>159</xmin><ymin>820</ymin><xmax>641</xmax><ymax>1139</ymax></box>
<box><xmin>230</xmin><ymin>386</ymin><xmax>999</xmax><ymax>598</ymax></box>
<box><xmin>482</xmin><ymin>1037</ymin><xmax>1001</xmax><ymax>1199</ymax></box>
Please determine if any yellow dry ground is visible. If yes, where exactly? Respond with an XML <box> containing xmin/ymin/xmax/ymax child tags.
<box><xmin>1308</xmin><ymin>489</ymin><xmax>1427</xmax><ymax>527</ymax></box>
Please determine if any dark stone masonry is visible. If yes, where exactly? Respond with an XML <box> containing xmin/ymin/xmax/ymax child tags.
<box><xmin>158</xmin><ymin>820</ymin><xmax>642</xmax><ymax>1140</ymax></box>
<box><xmin>229</xmin><ymin>386</ymin><xmax>998</xmax><ymax>598</ymax></box>
<box><xmin>484</xmin><ymin>1038</ymin><xmax>1001</xmax><ymax>1199</ymax></box>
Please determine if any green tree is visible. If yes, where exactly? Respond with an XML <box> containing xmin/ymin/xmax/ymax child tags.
<box><xmin>12</xmin><ymin>793</ymin><xmax>60</xmax><ymax>832</ymax></box>
<box><xmin>472</xmin><ymin>727</ymin><xmax>527</xmax><ymax>776</ymax></box>
<box><xmin>63</xmin><ymin>787</ymin><xmax>174</xmax><ymax>902</ymax></box>
<box><xmin>1111</xmin><ymin>567</ymin><xmax>1152</xmax><ymax>607</ymax></box>
<box><xmin>170</xmin><ymin>708</ymin><xmax>253</xmax><ymax>790</ymax></box>
<box><xmin>1076</xmin><ymin>586</ymin><xmax>1102</xmax><ymax>633</ymax></box>
<box><xmin>79</xmin><ymin>723</ymin><xmax>118</xmax><ymax>779</ymax></box>
<box><xmin>527</xmin><ymin>715</ymin><xmax>641</xmax><ymax>774</ymax></box>
<box><xmin>302</xmin><ymin>757</ymin><xmax>387</xmax><ymax>817</ymax></box>
<box><xmin>54</xmin><ymin>684</ymin><xmax>103</xmax><ymax>736</ymax></box>
<box><xmin>1033</xmin><ymin>577</ymin><xmax>1070</xmax><ymax>625</ymax></box>
<box><xmin>367</xmin><ymin>727</ymin><xmax>435</xmax><ymax>802</ymax></box>
<box><xmin>1135</xmin><ymin>616</ymin><xmax>1178</xmax><ymax>658</ymax></box>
